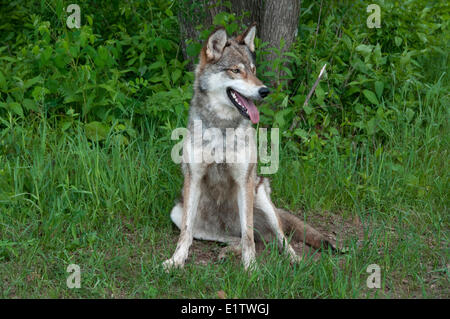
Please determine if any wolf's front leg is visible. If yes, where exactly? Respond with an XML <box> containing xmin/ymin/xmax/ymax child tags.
<box><xmin>236</xmin><ymin>173</ymin><xmax>257</xmax><ymax>270</ymax></box>
<box><xmin>255</xmin><ymin>180</ymin><xmax>301</xmax><ymax>263</ymax></box>
<box><xmin>163</xmin><ymin>167</ymin><xmax>202</xmax><ymax>270</ymax></box>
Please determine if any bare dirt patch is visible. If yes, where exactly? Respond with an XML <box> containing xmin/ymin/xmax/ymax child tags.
<box><xmin>182</xmin><ymin>210</ymin><xmax>365</xmax><ymax>265</ymax></box>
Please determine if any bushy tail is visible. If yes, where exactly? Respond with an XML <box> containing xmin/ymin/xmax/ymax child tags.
<box><xmin>277</xmin><ymin>209</ymin><xmax>337</xmax><ymax>252</ymax></box>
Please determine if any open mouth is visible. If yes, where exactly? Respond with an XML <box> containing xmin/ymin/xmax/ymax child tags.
<box><xmin>226</xmin><ymin>88</ymin><xmax>260</xmax><ymax>124</ymax></box>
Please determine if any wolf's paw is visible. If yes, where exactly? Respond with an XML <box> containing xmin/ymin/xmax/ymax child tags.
<box><xmin>243</xmin><ymin>260</ymin><xmax>259</xmax><ymax>273</ymax></box>
<box><xmin>242</xmin><ymin>255</ymin><xmax>258</xmax><ymax>272</ymax></box>
<box><xmin>162</xmin><ymin>258</ymin><xmax>184</xmax><ymax>272</ymax></box>
<box><xmin>289</xmin><ymin>253</ymin><xmax>303</xmax><ymax>264</ymax></box>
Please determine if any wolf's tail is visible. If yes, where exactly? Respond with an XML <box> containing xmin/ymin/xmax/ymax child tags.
<box><xmin>277</xmin><ymin>209</ymin><xmax>337</xmax><ymax>252</ymax></box>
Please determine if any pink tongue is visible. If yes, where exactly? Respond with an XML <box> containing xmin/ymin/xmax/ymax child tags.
<box><xmin>235</xmin><ymin>91</ymin><xmax>260</xmax><ymax>124</ymax></box>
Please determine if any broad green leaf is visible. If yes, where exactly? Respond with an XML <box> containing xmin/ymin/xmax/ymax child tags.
<box><xmin>149</xmin><ymin>76</ymin><xmax>163</xmax><ymax>83</ymax></box>
<box><xmin>375</xmin><ymin>146</ymin><xmax>383</xmax><ymax>158</ymax></box>
<box><xmin>213</xmin><ymin>12</ymin><xmax>232</xmax><ymax>26</ymax></box>
<box><xmin>85</xmin><ymin>121</ymin><xmax>110</xmax><ymax>141</ymax></box>
<box><xmin>172</xmin><ymin>69</ymin><xmax>182</xmax><ymax>84</ymax></box>
<box><xmin>32</xmin><ymin>86</ymin><xmax>49</xmax><ymax>101</ymax></box>
<box><xmin>294</xmin><ymin>128</ymin><xmax>309</xmax><ymax>140</ymax></box>
<box><xmin>148</xmin><ymin>61</ymin><xmax>164</xmax><ymax>70</ymax></box>
<box><xmin>346</xmin><ymin>87</ymin><xmax>361</xmax><ymax>97</ymax></box>
<box><xmin>417</xmin><ymin>32</ymin><xmax>427</xmax><ymax>43</ymax></box>
<box><xmin>32</xmin><ymin>45</ymin><xmax>40</xmax><ymax>55</ymax></box>
<box><xmin>281</xmin><ymin>95</ymin><xmax>289</xmax><ymax>108</ymax></box>
<box><xmin>186</xmin><ymin>43</ymin><xmax>202</xmax><ymax>58</ymax></box>
<box><xmin>60</xmin><ymin>120</ymin><xmax>72</xmax><ymax>131</ymax></box>
<box><xmin>69</xmin><ymin>45</ymin><xmax>79</xmax><ymax>58</ymax></box>
<box><xmin>303</xmin><ymin>103</ymin><xmax>313</xmax><ymax>115</ymax></box>
<box><xmin>23</xmin><ymin>99</ymin><xmax>38</xmax><ymax>111</ymax></box>
<box><xmin>400</xmin><ymin>52</ymin><xmax>412</xmax><ymax>66</ymax></box>
<box><xmin>322</xmin><ymin>114</ymin><xmax>330</xmax><ymax>127</ymax></box>
<box><xmin>363</xmin><ymin>89</ymin><xmax>379</xmax><ymax>105</ymax></box>
<box><xmin>8</xmin><ymin>102</ymin><xmax>23</xmax><ymax>117</ymax></box>
<box><xmin>329</xmin><ymin>127</ymin><xmax>339</xmax><ymax>136</ymax></box>
<box><xmin>274</xmin><ymin>109</ymin><xmax>292</xmax><ymax>129</ymax></box>
<box><xmin>352</xmin><ymin>121</ymin><xmax>365</xmax><ymax>129</ymax></box>
<box><xmin>165</xmin><ymin>8</ymin><xmax>173</xmax><ymax>17</ymax></box>
<box><xmin>0</xmin><ymin>71</ymin><xmax>6</xmax><ymax>91</ymax></box>
<box><xmin>405</xmin><ymin>108</ymin><xmax>415</xmax><ymax>123</ymax></box>
<box><xmin>355</xmin><ymin>44</ymin><xmax>373</xmax><ymax>58</ymax></box>
<box><xmin>373</xmin><ymin>44</ymin><xmax>386</xmax><ymax>65</ymax></box>
<box><xmin>24</xmin><ymin>75</ymin><xmax>43</xmax><ymax>89</ymax></box>
<box><xmin>315</xmin><ymin>85</ymin><xmax>325</xmax><ymax>101</ymax></box>
<box><xmin>375</xmin><ymin>81</ymin><xmax>384</xmax><ymax>99</ymax></box>
<box><xmin>259</xmin><ymin>105</ymin><xmax>275</xmax><ymax>117</ymax></box>
<box><xmin>41</xmin><ymin>46</ymin><xmax>53</xmax><ymax>64</ymax></box>
<box><xmin>98</xmin><ymin>84</ymin><xmax>115</xmax><ymax>93</ymax></box>
<box><xmin>86</xmin><ymin>15</ymin><xmax>93</xmax><ymax>26</ymax></box>
<box><xmin>355</xmin><ymin>104</ymin><xmax>365</xmax><ymax>115</ymax></box>
<box><xmin>283</xmin><ymin>52</ymin><xmax>298</xmax><ymax>59</ymax></box>
<box><xmin>292</xmin><ymin>94</ymin><xmax>305</xmax><ymax>106</ymax></box>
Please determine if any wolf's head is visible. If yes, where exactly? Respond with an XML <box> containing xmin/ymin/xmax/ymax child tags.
<box><xmin>194</xmin><ymin>24</ymin><xmax>269</xmax><ymax>124</ymax></box>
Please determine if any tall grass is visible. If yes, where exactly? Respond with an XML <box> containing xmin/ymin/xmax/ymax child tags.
<box><xmin>0</xmin><ymin>77</ymin><xmax>448</xmax><ymax>298</ymax></box>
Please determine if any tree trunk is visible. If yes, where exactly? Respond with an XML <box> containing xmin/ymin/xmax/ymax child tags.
<box><xmin>260</xmin><ymin>0</ymin><xmax>300</xmax><ymax>65</ymax></box>
<box><xmin>177</xmin><ymin>0</ymin><xmax>300</xmax><ymax>73</ymax></box>
<box><xmin>229</xmin><ymin>0</ymin><xmax>263</xmax><ymax>29</ymax></box>
<box><xmin>177</xmin><ymin>0</ymin><xmax>214</xmax><ymax>68</ymax></box>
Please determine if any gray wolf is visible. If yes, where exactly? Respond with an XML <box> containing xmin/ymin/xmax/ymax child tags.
<box><xmin>163</xmin><ymin>24</ymin><xmax>335</xmax><ymax>270</ymax></box>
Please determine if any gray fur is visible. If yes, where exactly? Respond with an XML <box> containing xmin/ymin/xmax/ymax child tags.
<box><xmin>163</xmin><ymin>26</ymin><xmax>334</xmax><ymax>271</ymax></box>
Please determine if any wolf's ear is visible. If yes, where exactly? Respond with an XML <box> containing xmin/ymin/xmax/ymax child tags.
<box><xmin>205</xmin><ymin>27</ymin><xmax>228</xmax><ymax>62</ymax></box>
<box><xmin>237</xmin><ymin>23</ymin><xmax>256</xmax><ymax>52</ymax></box>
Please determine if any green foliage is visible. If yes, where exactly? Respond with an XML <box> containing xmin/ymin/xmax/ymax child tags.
<box><xmin>0</xmin><ymin>0</ymin><xmax>190</xmax><ymax>138</ymax></box>
<box><xmin>255</xmin><ymin>0</ymin><xmax>448</xmax><ymax>158</ymax></box>
<box><xmin>1</xmin><ymin>1</ymin><xmax>446</xmax><ymax>152</ymax></box>
<box><xmin>0</xmin><ymin>0</ymin><xmax>448</xmax><ymax>298</ymax></box>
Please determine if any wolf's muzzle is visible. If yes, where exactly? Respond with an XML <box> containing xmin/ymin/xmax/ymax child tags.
<box><xmin>259</xmin><ymin>87</ymin><xmax>270</xmax><ymax>98</ymax></box>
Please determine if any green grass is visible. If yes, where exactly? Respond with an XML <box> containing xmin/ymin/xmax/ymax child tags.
<box><xmin>0</xmin><ymin>79</ymin><xmax>448</xmax><ymax>298</ymax></box>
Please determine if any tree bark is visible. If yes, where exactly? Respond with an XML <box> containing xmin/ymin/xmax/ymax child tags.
<box><xmin>177</xmin><ymin>0</ymin><xmax>300</xmax><ymax>72</ymax></box>
<box><xmin>260</xmin><ymin>0</ymin><xmax>300</xmax><ymax>63</ymax></box>
<box><xmin>229</xmin><ymin>0</ymin><xmax>263</xmax><ymax>29</ymax></box>
<box><xmin>177</xmin><ymin>0</ymin><xmax>213</xmax><ymax>68</ymax></box>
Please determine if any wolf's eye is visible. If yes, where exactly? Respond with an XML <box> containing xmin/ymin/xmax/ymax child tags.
<box><xmin>231</xmin><ymin>68</ymin><xmax>240</xmax><ymax>74</ymax></box>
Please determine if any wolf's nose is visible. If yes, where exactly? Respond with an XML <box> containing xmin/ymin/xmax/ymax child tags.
<box><xmin>259</xmin><ymin>87</ymin><xmax>270</xmax><ymax>98</ymax></box>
